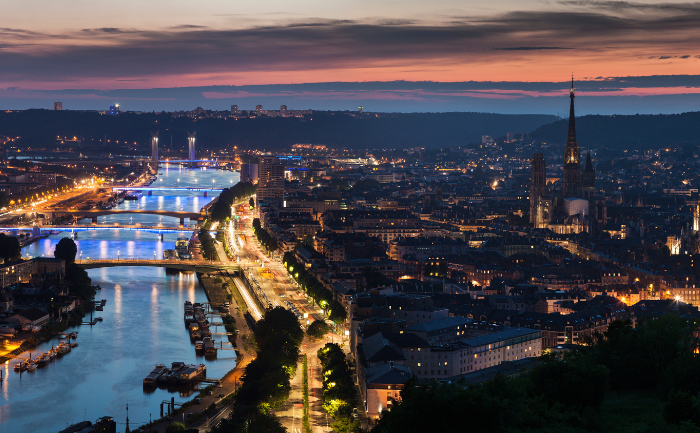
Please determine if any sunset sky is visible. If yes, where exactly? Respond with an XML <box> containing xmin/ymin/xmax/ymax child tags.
<box><xmin>2</xmin><ymin>0</ymin><xmax>700</xmax><ymax>113</ymax></box>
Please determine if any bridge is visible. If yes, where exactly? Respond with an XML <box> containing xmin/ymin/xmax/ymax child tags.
<box><xmin>2</xmin><ymin>225</ymin><xmax>196</xmax><ymax>234</ymax></box>
<box><xmin>46</xmin><ymin>209</ymin><xmax>201</xmax><ymax>226</ymax></box>
<box><xmin>112</xmin><ymin>187</ymin><xmax>223</xmax><ymax>195</ymax></box>
<box><xmin>76</xmin><ymin>259</ymin><xmax>240</xmax><ymax>273</ymax></box>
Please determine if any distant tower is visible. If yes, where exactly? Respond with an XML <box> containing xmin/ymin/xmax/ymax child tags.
<box><xmin>125</xmin><ymin>403</ymin><xmax>130</xmax><ymax>433</ymax></box>
<box><xmin>188</xmin><ymin>132</ymin><xmax>196</xmax><ymax>165</ymax></box>
<box><xmin>530</xmin><ymin>153</ymin><xmax>546</xmax><ymax>225</ymax></box>
<box><xmin>151</xmin><ymin>131</ymin><xmax>159</xmax><ymax>163</ymax></box>
<box><xmin>54</xmin><ymin>102</ymin><xmax>63</xmax><ymax>111</ymax></box>
<box><xmin>563</xmin><ymin>77</ymin><xmax>581</xmax><ymax>199</ymax></box>
<box><xmin>693</xmin><ymin>201</ymin><xmax>700</xmax><ymax>232</ymax></box>
<box><xmin>358</xmin><ymin>106</ymin><xmax>363</xmax><ymax>114</ymax></box>
<box><xmin>581</xmin><ymin>151</ymin><xmax>595</xmax><ymax>200</ymax></box>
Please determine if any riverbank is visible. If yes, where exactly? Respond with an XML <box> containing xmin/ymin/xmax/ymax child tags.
<box><xmin>144</xmin><ymin>273</ymin><xmax>257</xmax><ymax>432</ymax></box>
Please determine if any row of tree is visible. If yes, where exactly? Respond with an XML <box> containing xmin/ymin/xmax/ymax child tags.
<box><xmin>252</xmin><ymin>218</ymin><xmax>278</xmax><ymax>252</ymax></box>
<box><xmin>198</xmin><ymin>227</ymin><xmax>216</xmax><ymax>260</ymax></box>
<box><xmin>210</xmin><ymin>181</ymin><xmax>256</xmax><ymax>223</ymax></box>
<box><xmin>318</xmin><ymin>343</ymin><xmax>362</xmax><ymax>433</ymax></box>
<box><xmin>283</xmin><ymin>250</ymin><xmax>346</xmax><ymax>323</ymax></box>
<box><xmin>374</xmin><ymin>314</ymin><xmax>700</xmax><ymax>433</ymax></box>
<box><xmin>213</xmin><ymin>307</ymin><xmax>305</xmax><ymax>433</ymax></box>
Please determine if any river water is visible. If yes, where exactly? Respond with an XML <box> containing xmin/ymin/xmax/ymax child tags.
<box><xmin>0</xmin><ymin>164</ymin><xmax>239</xmax><ymax>432</ymax></box>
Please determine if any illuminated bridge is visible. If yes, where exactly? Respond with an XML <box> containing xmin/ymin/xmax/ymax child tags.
<box><xmin>45</xmin><ymin>209</ymin><xmax>202</xmax><ymax>226</ymax></box>
<box><xmin>112</xmin><ymin>186</ymin><xmax>224</xmax><ymax>193</ymax></box>
<box><xmin>76</xmin><ymin>259</ymin><xmax>240</xmax><ymax>273</ymax></box>
<box><xmin>3</xmin><ymin>225</ymin><xmax>196</xmax><ymax>234</ymax></box>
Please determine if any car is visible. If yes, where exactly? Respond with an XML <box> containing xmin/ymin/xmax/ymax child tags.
<box><xmin>193</xmin><ymin>398</ymin><xmax>202</xmax><ymax>404</ymax></box>
<box><xmin>207</xmin><ymin>390</ymin><xmax>213</xmax><ymax>395</ymax></box>
<box><xmin>219</xmin><ymin>393</ymin><xmax>225</xmax><ymax>398</ymax></box>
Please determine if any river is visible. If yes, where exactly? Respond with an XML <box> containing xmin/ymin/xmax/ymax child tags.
<box><xmin>0</xmin><ymin>164</ymin><xmax>239</xmax><ymax>432</ymax></box>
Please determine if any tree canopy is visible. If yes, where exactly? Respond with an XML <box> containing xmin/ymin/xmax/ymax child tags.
<box><xmin>54</xmin><ymin>237</ymin><xmax>78</xmax><ymax>264</ymax></box>
<box><xmin>0</xmin><ymin>233</ymin><xmax>21</xmax><ymax>261</ymax></box>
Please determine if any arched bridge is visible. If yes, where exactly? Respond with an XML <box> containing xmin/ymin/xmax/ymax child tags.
<box><xmin>76</xmin><ymin>259</ymin><xmax>240</xmax><ymax>273</ymax></box>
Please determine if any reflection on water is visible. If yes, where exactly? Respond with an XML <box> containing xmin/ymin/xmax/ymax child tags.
<box><xmin>0</xmin><ymin>166</ymin><xmax>239</xmax><ymax>432</ymax></box>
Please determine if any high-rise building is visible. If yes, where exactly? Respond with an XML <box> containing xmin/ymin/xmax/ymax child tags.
<box><xmin>530</xmin><ymin>153</ymin><xmax>546</xmax><ymax>225</ymax></box>
<box><xmin>562</xmin><ymin>79</ymin><xmax>581</xmax><ymax>199</ymax></box>
<box><xmin>255</xmin><ymin>105</ymin><xmax>263</xmax><ymax>113</ymax></box>
<box><xmin>109</xmin><ymin>104</ymin><xmax>120</xmax><ymax>116</ymax></box>
<box><xmin>240</xmin><ymin>163</ymin><xmax>259</xmax><ymax>182</ymax></box>
<box><xmin>257</xmin><ymin>156</ymin><xmax>285</xmax><ymax>206</ymax></box>
<box><xmin>231</xmin><ymin>105</ymin><xmax>238</xmax><ymax>114</ymax></box>
<box><xmin>54</xmin><ymin>102</ymin><xmax>63</xmax><ymax>111</ymax></box>
<box><xmin>280</xmin><ymin>105</ymin><xmax>288</xmax><ymax>115</ymax></box>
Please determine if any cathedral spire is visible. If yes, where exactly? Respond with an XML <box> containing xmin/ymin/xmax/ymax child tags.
<box><xmin>563</xmin><ymin>76</ymin><xmax>581</xmax><ymax>199</ymax></box>
<box><xmin>566</xmin><ymin>77</ymin><xmax>578</xmax><ymax>163</ymax></box>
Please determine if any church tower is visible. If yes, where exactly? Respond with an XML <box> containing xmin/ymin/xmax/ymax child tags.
<box><xmin>563</xmin><ymin>78</ymin><xmax>581</xmax><ymax>199</ymax></box>
<box><xmin>581</xmin><ymin>150</ymin><xmax>595</xmax><ymax>200</ymax></box>
<box><xmin>530</xmin><ymin>153</ymin><xmax>546</xmax><ymax>225</ymax></box>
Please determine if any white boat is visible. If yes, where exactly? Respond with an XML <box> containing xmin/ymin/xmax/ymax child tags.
<box><xmin>14</xmin><ymin>361</ymin><xmax>25</xmax><ymax>372</ymax></box>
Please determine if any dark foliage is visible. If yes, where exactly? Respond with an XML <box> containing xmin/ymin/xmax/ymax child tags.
<box><xmin>0</xmin><ymin>233</ymin><xmax>21</xmax><ymax>261</ymax></box>
<box><xmin>54</xmin><ymin>237</ymin><xmax>78</xmax><ymax>264</ymax></box>
<box><xmin>306</xmin><ymin>320</ymin><xmax>330</xmax><ymax>340</ymax></box>
<box><xmin>210</xmin><ymin>181</ymin><xmax>257</xmax><ymax>223</ymax></box>
<box><xmin>283</xmin><ymin>251</ymin><xmax>346</xmax><ymax>323</ymax></box>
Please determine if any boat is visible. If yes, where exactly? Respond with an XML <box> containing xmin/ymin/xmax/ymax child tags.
<box><xmin>97</xmin><ymin>317</ymin><xmax>103</xmax><ymax>322</ymax></box>
<box><xmin>70</xmin><ymin>342</ymin><xmax>79</xmax><ymax>348</ymax></box>
<box><xmin>57</xmin><ymin>341</ymin><xmax>71</xmax><ymax>355</ymax></box>
<box><xmin>195</xmin><ymin>341</ymin><xmax>204</xmax><ymax>352</ymax></box>
<box><xmin>169</xmin><ymin>363</ymin><xmax>206</xmax><ymax>383</ymax></box>
<box><xmin>49</xmin><ymin>347</ymin><xmax>57</xmax><ymax>360</ymax></box>
<box><xmin>36</xmin><ymin>353</ymin><xmax>50</xmax><ymax>366</ymax></box>
<box><xmin>14</xmin><ymin>361</ymin><xmax>25</xmax><ymax>372</ymax></box>
<box><xmin>26</xmin><ymin>360</ymin><xmax>37</xmax><ymax>371</ymax></box>
<box><xmin>204</xmin><ymin>337</ymin><xmax>217</xmax><ymax>356</ymax></box>
<box><xmin>144</xmin><ymin>364</ymin><xmax>169</xmax><ymax>386</ymax></box>
<box><xmin>175</xmin><ymin>237</ymin><xmax>189</xmax><ymax>254</ymax></box>
<box><xmin>70</xmin><ymin>332</ymin><xmax>78</xmax><ymax>339</ymax></box>
<box><xmin>95</xmin><ymin>305</ymin><xmax>103</xmax><ymax>311</ymax></box>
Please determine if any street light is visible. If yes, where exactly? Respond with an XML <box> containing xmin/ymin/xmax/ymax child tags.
<box><xmin>117</xmin><ymin>250</ymin><xmax>120</xmax><ymax>261</ymax></box>
<box><xmin>154</xmin><ymin>251</ymin><xmax>156</xmax><ymax>260</ymax></box>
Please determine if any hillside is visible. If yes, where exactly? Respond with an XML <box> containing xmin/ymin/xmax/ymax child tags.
<box><xmin>530</xmin><ymin>112</ymin><xmax>700</xmax><ymax>152</ymax></box>
<box><xmin>0</xmin><ymin>110</ymin><xmax>556</xmax><ymax>151</ymax></box>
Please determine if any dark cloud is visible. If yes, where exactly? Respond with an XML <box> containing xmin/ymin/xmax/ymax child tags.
<box><xmin>495</xmin><ymin>46</ymin><xmax>572</xmax><ymax>50</ymax></box>
<box><xmin>559</xmin><ymin>1</ymin><xmax>700</xmax><ymax>14</ymax></box>
<box><xmin>0</xmin><ymin>5</ymin><xmax>698</xmax><ymax>85</ymax></box>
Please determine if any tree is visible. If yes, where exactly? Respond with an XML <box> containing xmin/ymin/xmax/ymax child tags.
<box><xmin>0</xmin><ymin>233</ymin><xmax>20</xmax><ymax>261</ymax></box>
<box><xmin>307</xmin><ymin>320</ymin><xmax>330</xmax><ymax>340</ymax></box>
<box><xmin>166</xmin><ymin>422</ymin><xmax>187</xmax><ymax>433</ymax></box>
<box><xmin>54</xmin><ymin>237</ymin><xmax>78</xmax><ymax>264</ymax></box>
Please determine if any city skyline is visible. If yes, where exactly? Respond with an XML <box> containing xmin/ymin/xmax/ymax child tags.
<box><xmin>2</xmin><ymin>1</ymin><xmax>700</xmax><ymax>112</ymax></box>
